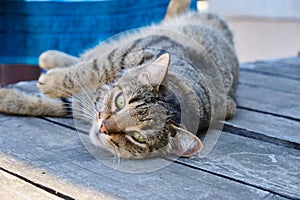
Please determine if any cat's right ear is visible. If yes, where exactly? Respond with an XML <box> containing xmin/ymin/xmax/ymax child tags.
<box><xmin>170</xmin><ymin>125</ymin><xmax>203</xmax><ymax>157</ymax></box>
<box><xmin>139</xmin><ymin>53</ymin><xmax>170</xmax><ymax>90</ymax></box>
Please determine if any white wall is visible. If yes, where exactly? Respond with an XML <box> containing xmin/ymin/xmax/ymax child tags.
<box><xmin>206</xmin><ymin>0</ymin><xmax>300</xmax><ymax>62</ymax></box>
<box><xmin>208</xmin><ymin>0</ymin><xmax>300</xmax><ymax>20</ymax></box>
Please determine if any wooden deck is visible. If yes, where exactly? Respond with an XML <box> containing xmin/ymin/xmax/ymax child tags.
<box><xmin>0</xmin><ymin>57</ymin><xmax>299</xmax><ymax>200</ymax></box>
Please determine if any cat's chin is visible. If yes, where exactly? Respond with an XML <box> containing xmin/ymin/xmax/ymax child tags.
<box><xmin>89</xmin><ymin>126</ymin><xmax>119</xmax><ymax>155</ymax></box>
<box><xmin>89</xmin><ymin>124</ymin><xmax>105</xmax><ymax>146</ymax></box>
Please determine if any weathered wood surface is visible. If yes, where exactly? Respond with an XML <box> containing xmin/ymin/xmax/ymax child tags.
<box><xmin>0</xmin><ymin>57</ymin><xmax>300</xmax><ymax>199</ymax></box>
<box><xmin>224</xmin><ymin>108</ymin><xmax>300</xmax><ymax>147</ymax></box>
<box><xmin>0</xmin><ymin>114</ymin><xmax>273</xmax><ymax>200</ymax></box>
<box><xmin>44</xmin><ymin>116</ymin><xmax>300</xmax><ymax>200</ymax></box>
<box><xmin>0</xmin><ymin>151</ymin><xmax>114</xmax><ymax>200</ymax></box>
<box><xmin>0</xmin><ymin>168</ymin><xmax>61</xmax><ymax>200</ymax></box>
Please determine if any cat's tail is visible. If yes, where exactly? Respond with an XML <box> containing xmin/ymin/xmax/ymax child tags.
<box><xmin>164</xmin><ymin>0</ymin><xmax>191</xmax><ymax>20</ymax></box>
<box><xmin>0</xmin><ymin>88</ymin><xmax>69</xmax><ymax>117</ymax></box>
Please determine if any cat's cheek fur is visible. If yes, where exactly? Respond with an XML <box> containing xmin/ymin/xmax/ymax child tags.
<box><xmin>89</xmin><ymin>123</ymin><xmax>110</xmax><ymax>149</ymax></box>
<box><xmin>89</xmin><ymin>125</ymin><xmax>104</xmax><ymax>146</ymax></box>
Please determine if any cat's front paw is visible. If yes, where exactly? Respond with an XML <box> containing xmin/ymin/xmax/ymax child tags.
<box><xmin>38</xmin><ymin>70</ymin><xmax>71</xmax><ymax>98</ymax></box>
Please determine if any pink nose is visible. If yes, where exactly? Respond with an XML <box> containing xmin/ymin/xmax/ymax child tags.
<box><xmin>100</xmin><ymin>121</ymin><xmax>109</xmax><ymax>134</ymax></box>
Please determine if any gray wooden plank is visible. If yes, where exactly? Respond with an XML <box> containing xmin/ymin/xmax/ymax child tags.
<box><xmin>240</xmin><ymin>58</ymin><xmax>300</xmax><ymax>80</ymax></box>
<box><xmin>43</xmin><ymin>158</ymin><xmax>271</xmax><ymax>200</ymax></box>
<box><xmin>264</xmin><ymin>194</ymin><xmax>291</xmax><ymax>200</ymax></box>
<box><xmin>239</xmin><ymin>70</ymin><xmax>300</xmax><ymax>96</ymax></box>
<box><xmin>276</xmin><ymin>57</ymin><xmax>300</xmax><ymax>67</ymax></box>
<box><xmin>175</xmin><ymin>131</ymin><xmax>300</xmax><ymax>200</ymax></box>
<box><xmin>225</xmin><ymin>108</ymin><xmax>300</xmax><ymax>147</ymax></box>
<box><xmin>0</xmin><ymin>115</ymin><xmax>90</xmax><ymax>167</ymax></box>
<box><xmin>0</xmin><ymin>115</ymin><xmax>272</xmax><ymax>200</ymax></box>
<box><xmin>236</xmin><ymin>57</ymin><xmax>300</xmax><ymax>120</ymax></box>
<box><xmin>0</xmin><ymin>153</ymin><xmax>115</xmax><ymax>200</ymax></box>
<box><xmin>0</xmin><ymin>169</ymin><xmax>61</xmax><ymax>200</ymax></box>
<box><xmin>5</xmin><ymin>80</ymin><xmax>39</xmax><ymax>94</ymax></box>
<box><xmin>236</xmin><ymin>83</ymin><xmax>300</xmax><ymax>120</ymax></box>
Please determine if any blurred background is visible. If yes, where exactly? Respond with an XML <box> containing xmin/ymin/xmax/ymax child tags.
<box><xmin>203</xmin><ymin>0</ymin><xmax>300</xmax><ymax>62</ymax></box>
<box><xmin>0</xmin><ymin>0</ymin><xmax>299</xmax><ymax>85</ymax></box>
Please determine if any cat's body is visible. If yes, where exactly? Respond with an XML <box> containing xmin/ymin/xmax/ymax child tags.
<box><xmin>0</xmin><ymin>9</ymin><xmax>239</xmax><ymax>158</ymax></box>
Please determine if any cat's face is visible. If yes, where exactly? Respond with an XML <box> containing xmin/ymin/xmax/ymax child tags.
<box><xmin>89</xmin><ymin>54</ymin><xmax>202</xmax><ymax>159</ymax></box>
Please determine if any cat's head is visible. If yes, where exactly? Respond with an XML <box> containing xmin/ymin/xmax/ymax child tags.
<box><xmin>89</xmin><ymin>53</ymin><xmax>202</xmax><ymax>159</ymax></box>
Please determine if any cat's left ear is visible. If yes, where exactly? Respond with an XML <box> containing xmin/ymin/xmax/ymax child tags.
<box><xmin>171</xmin><ymin>125</ymin><xmax>203</xmax><ymax>157</ymax></box>
<box><xmin>140</xmin><ymin>53</ymin><xmax>170</xmax><ymax>90</ymax></box>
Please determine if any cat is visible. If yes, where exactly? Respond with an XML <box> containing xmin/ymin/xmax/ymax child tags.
<box><xmin>0</xmin><ymin>2</ymin><xmax>239</xmax><ymax>159</ymax></box>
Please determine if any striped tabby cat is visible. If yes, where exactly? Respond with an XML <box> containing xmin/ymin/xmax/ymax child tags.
<box><xmin>0</xmin><ymin>3</ymin><xmax>239</xmax><ymax>158</ymax></box>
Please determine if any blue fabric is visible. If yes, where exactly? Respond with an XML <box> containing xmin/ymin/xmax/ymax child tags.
<box><xmin>0</xmin><ymin>0</ymin><xmax>198</xmax><ymax>64</ymax></box>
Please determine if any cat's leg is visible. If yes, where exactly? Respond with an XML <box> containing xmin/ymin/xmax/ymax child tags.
<box><xmin>39</xmin><ymin>50</ymin><xmax>80</xmax><ymax>70</ymax></box>
<box><xmin>38</xmin><ymin>59</ymin><xmax>113</xmax><ymax>98</ymax></box>
<box><xmin>0</xmin><ymin>88</ymin><xmax>68</xmax><ymax>116</ymax></box>
<box><xmin>38</xmin><ymin>39</ymin><xmax>157</xmax><ymax>98</ymax></box>
<box><xmin>225</xmin><ymin>96</ymin><xmax>237</xmax><ymax>120</ymax></box>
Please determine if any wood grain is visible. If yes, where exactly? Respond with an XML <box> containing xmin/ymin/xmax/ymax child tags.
<box><xmin>0</xmin><ymin>115</ymin><xmax>272</xmax><ymax>199</ymax></box>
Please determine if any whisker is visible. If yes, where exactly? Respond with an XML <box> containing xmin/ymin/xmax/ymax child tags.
<box><xmin>73</xmin><ymin>93</ymin><xmax>97</xmax><ymax>114</ymax></box>
<box><xmin>71</xmin><ymin>93</ymin><xmax>97</xmax><ymax>115</ymax></box>
<box><xmin>47</xmin><ymin>83</ymin><xmax>98</xmax><ymax>121</ymax></box>
<box><xmin>71</xmin><ymin>109</ymin><xmax>95</xmax><ymax>120</ymax></box>
<box><xmin>116</xmin><ymin>152</ymin><xmax>123</xmax><ymax>169</ymax></box>
<box><xmin>64</xmin><ymin>74</ymin><xmax>98</xmax><ymax>114</ymax></box>
<box><xmin>72</xmin><ymin>102</ymin><xmax>96</xmax><ymax>117</ymax></box>
<box><xmin>71</xmin><ymin>101</ymin><xmax>95</xmax><ymax>114</ymax></box>
<box><xmin>49</xmin><ymin>81</ymin><xmax>97</xmax><ymax>116</ymax></box>
<box><xmin>64</xmin><ymin>100</ymin><xmax>96</xmax><ymax>118</ymax></box>
<box><xmin>72</xmin><ymin>112</ymin><xmax>94</xmax><ymax>120</ymax></box>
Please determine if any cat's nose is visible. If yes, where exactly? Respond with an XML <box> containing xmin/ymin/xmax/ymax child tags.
<box><xmin>100</xmin><ymin>121</ymin><xmax>109</xmax><ymax>135</ymax></box>
<box><xmin>100</xmin><ymin>118</ymin><xmax>123</xmax><ymax>134</ymax></box>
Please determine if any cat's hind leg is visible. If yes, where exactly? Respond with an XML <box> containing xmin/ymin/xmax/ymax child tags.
<box><xmin>39</xmin><ymin>50</ymin><xmax>79</xmax><ymax>70</ymax></box>
<box><xmin>0</xmin><ymin>88</ymin><xmax>68</xmax><ymax>117</ymax></box>
<box><xmin>225</xmin><ymin>96</ymin><xmax>237</xmax><ymax>120</ymax></box>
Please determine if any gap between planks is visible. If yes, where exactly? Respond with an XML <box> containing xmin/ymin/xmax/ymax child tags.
<box><xmin>237</xmin><ymin>106</ymin><xmax>300</xmax><ymax>124</ymax></box>
<box><xmin>0</xmin><ymin>166</ymin><xmax>73</xmax><ymax>200</ymax></box>
<box><xmin>223</xmin><ymin>123</ymin><xmax>300</xmax><ymax>150</ymax></box>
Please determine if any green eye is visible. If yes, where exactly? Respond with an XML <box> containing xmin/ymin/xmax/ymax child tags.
<box><xmin>132</xmin><ymin>131</ymin><xmax>145</xmax><ymax>143</ymax></box>
<box><xmin>115</xmin><ymin>93</ymin><xmax>125</xmax><ymax>110</ymax></box>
